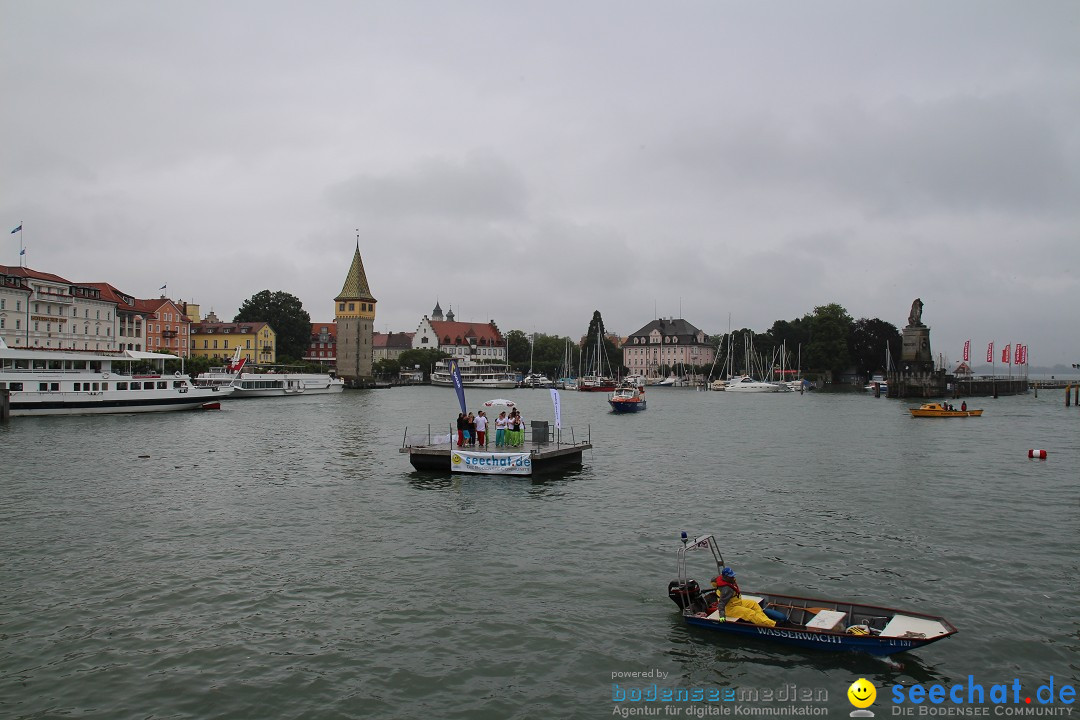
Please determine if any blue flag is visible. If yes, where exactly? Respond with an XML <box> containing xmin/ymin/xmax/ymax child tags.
<box><xmin>449</xmin><ymin>359</ymin><xmax>467</xmax><ymax>414</ymax></box>
<box><xmin>159</xmin><ymin>284</ymin><xmax>167</xmax><ymax>290</ymax></box>
<box><xmin>19</xmin><ymin>248</ymin><xmax>26</xmax><ymax>255</ymax></box>
<box><xmin>10</xmin><ymin>224</ymin><xmax>21</xmax><ymax>234</ymax></box>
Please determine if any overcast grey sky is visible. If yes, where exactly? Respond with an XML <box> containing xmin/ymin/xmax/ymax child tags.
<box><xmin>3</xmin><ymin>1</ymin><xmax>1078</xmax><ymax>365</ymax></box>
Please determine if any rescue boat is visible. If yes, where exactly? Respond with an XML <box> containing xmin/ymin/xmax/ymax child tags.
<box><xmin>908</xmin><ymin>402</ymin><xmax>983</xmax><ymax>418</ymax></box>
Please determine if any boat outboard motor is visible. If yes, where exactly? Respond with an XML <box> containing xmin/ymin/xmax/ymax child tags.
<box><xmin>668</xmin><ymin>579</ymin><xmax>702</xmax><ymax>610</ymax></box>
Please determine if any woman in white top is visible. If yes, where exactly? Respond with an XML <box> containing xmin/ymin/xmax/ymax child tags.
<box><xmin>495</xmin><ymin>412</ymin><xmax>508</xmax><ymax>447</ymax></box>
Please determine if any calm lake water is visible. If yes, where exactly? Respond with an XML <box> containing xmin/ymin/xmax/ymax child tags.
<box><xmin>2</xmin><ymin>386</ymin><xmax>1077</xmax><ymax>718</ymax></box>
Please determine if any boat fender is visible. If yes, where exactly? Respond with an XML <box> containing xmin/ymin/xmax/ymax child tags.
<box><xmin>102</xmin><ymin>373</ymin><xmax>109</xmax><ymax>379</ymax></box>
<box><xmin>1028</xmin><ymin>449</ymin><xmax>1048</xmax><ymax>460</ymax></box>
<box><xmin>174</xmin><ymin>370</ymin><xmax>183</xmax><ymax>378</ymax></box>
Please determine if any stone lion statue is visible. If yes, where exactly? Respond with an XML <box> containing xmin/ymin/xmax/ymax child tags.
<box><xmin>908</xmin><ymin>298</ymin><xmax>924</xmax><ymax>326</ymax></box>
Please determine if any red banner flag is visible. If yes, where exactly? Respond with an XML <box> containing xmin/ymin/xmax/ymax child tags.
<box><xmin>963</xmin><ymin>340</ymin><xmax>970</xmax><ymax>362</ymax></box>
<box><xmin>1019</xmin><ymin>345</ymin><xmax>1027</xmax><ymax>365</ymax></box>
<box><xmin>1014</xmin><ymin>344</ymin><xmax>1022</xmax><ymax>365</ymax></box>
<box><xmin>1002</xmin><ymin>344</ymin><xmax>1011</xmax><ymax>364</ymax></box>
<box><xmin>986</xmin><ymin>342</ymin><xmax>994</xmax><ymax>363</ymax></box>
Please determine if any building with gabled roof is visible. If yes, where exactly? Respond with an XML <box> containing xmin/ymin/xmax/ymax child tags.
<box><xmin>135</xmin><ymin>296</ymin><xmax>192</xmax><ymax>357</ymax></box>
<box><xmin>189</xmin><ymin>320</ymin><xmax>275</xmax><ymax>364</ymax></box>
<box><xmin>81</xmin><ymin>282</ymin><xmax>147</xmax><ymax>352</ymax></box>
<box><xmin>335</xmin><ymin>238</ymin><xmax>376</xmax><ymax>383</ymax></box>
<box><xmin>305</xmin><ymin>322</ymin><xmax>337</xmax><ymax>367</ymax></box>
<box><xmin>373</xmin><ymin>330</ymin><xmax>415</xmax><ymax>362</ymax></box>
<box><xmin>0</xmin><ymin>265</ymin><xmax>123</xmax><ymax>351</ymax></box>
<box><xmin>622</xmin><ymin>317</ymin><xmax>715</xmax><ymax>380</ymax></box>
<box><xmin>412</xmin><ymin>310</ymin><xmax>506</xmax><ymax>363</ymax></box>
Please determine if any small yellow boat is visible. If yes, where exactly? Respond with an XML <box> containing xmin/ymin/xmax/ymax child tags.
<box><xmin>909</xmin><ymin>402</ymin><xmax>983</xmax><ymax>418</ymax></box>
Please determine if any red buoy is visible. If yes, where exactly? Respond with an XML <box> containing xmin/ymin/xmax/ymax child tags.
<box><xmin>1028</xmin><ymin>449</ymin><xmax>1047</xmax><ymax>459</ymax></box>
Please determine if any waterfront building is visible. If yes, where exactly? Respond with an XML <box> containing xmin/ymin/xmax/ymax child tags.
<box><xmin>189</xmin><ymin>319</ymin><xmax>276</xmax><ymax>364</ymax></box>
<box><xmin>135</xmin><ymin>296</ymin><xmax>192</xmax><ymax>357</ymax></box>
<box><xmin>622</xmin><ymin>318</ymin><xmax>715</xmax><ymax>380</ymax></box>
<box><xmin>412</xmin><ymin>300</ymin><xmax>506</xmax><ymax>363</ymax></box>
<box><xmin>305</xmin><ymin>322</ymin><xmax>337</xmax><ymax>368</ymax></box>
<box><xmin>82</xmin><ymin>283</ymin><xmax>147</xmax><ymax>352</ymax></box>
<box><xmin>335</xmin><ymin>241</ymin><xmax>377</xmax><ymax>384</ymax></box>
<box><xmin>373</xmin><ymin>331</ymin><xmax>415</xmax><ymax>362</ymax></box>
<box><xmin>0</xmin><ymin>265</ymin><xmax>124</xmax><ymax>351</ymax></box>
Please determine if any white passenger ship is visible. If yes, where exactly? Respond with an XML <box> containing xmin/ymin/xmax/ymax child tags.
<box><xmin>430</xmin><ymin>359</ymin><xmax>517</xmax><ymax>389</ymax></box>
<box><xmin>0</xmin><ymin>337</ymin><xmax>233</xmax><ymax>416</ymax></box>
<box><xmin>191</xmin><ymin>349</ymin><xmax>344</xmax><ymax>397</ymax></box>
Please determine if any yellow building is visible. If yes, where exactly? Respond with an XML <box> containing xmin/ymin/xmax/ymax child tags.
<box><xmin>189</xmin><ymin>320</ymin><xmax>276</xmax><ymax>364</ymax></box>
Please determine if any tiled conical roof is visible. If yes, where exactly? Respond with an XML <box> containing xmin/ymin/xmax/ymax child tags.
<box><xmin>336</xmin><ymin>242</ymin><xmax>376</xmax><ymax>302</ymax></box>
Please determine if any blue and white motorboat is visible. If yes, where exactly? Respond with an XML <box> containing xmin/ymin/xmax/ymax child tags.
<box><xmin>668</xmin><ymin>532</ymin><xmax>957</xmax><ymax>656</ymax></box>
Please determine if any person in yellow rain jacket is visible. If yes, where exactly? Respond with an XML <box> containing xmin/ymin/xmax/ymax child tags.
<box><xmin>710</xmin><ymin>567</ymin><xmax>776</xmax><ymax>627</ymax></box>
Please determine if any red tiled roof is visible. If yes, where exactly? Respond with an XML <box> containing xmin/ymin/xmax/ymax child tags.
<box><xmin>373</xmin><ymin>331</ymin><xmax>414</xmax><ymax>349</ymax></box>
<box><xmin>80</xmin><ymin>282</ymin><xmax>141</xmax><ymax>312</ymax></box>
<box><xmin>310</xmin><ymin>322</ymin><xmax>338</xmax><ymax>339</ymax></box>
<box><xmin>0</xmin><ymin>264</ymin><xmax>72</xmax><ymax>284</ymax></box>
<box><xmin>429</xmin><ymin>320</ymin><xmax>502</xmax><ymax>346</ymax></box>
<box><xmin>192</xmin><ymin>321</ymin><xmax>269</xmax><ymax>333</ymax></box>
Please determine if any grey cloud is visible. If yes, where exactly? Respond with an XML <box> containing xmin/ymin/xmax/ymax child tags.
<box><xmin>325</xmin><ymin>152</ymin><xmax>530</xmax><ymax>222</ymax></box>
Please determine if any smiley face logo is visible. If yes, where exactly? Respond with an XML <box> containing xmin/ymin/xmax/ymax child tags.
<box><xmin>848</xmin><ymin>678</ymin><xmax>876</xmax><ymax>709</ymax></box>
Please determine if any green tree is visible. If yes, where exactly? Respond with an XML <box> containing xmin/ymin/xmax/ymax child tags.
<box><xmin>850</xmin><ymin>318</ymin><xmax>901</xmax><ymax>377</ymax></box>
<box><xmin>397</xmin><ymin>348</ymin><xmax>451</xmax><ymax>380</ymax></box>
<box><xmin>234</xmin><ymin>290</ymin><xmax>312</xmax><ymax>363</ymax></box>
<box><xmin>372</xmin><ymin>358</ymin><xmax>401</xmax><ymax>378</ymax></box>
<box><xmin>804</xmin><ymin>303</ymin><xmax>854</xmax><ymax>378</ymax></box>
<box><xmin>505</xmin><ymin>330</ymin><xmax>531</xmax><ymax>368</ymax></box>
<box><xmin>581</xmin><ymin>310</ymin><xmax>619</xmax><ymax>376</ymax></box>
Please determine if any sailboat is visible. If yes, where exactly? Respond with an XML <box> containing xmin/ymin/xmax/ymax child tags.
<box><xmin>554</xmin><ymin>339</ymin><xmax>578</xmax><ymax>390</ymax></box>
<box><xmin>521</xmin><ymin>332</ymin><xmax>553</xmax><ymax>388</ymax></box>
<box><xmin>578</xmin><ymin>329</ymin><xmax>616</xmax><ymax>392</ymax></box>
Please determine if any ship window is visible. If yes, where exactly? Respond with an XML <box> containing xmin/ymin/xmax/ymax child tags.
<box><xmin>9</xmin><ymin>382</ymin><xmax>23</xmax><ymax>391</ymax></box>
<box><xmin>157</xmin><ymin>381</ymin><xmax>167</xmax><ymax>389</ymax></box>
<box><xmin>129</xmin><ymin>382</ymin><xmax>140</xmax><ymax>390</ymax></box>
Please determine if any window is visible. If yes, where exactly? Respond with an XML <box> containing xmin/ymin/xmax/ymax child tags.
<box><xmin>117</xmin><ymin>382</ymin><xmax>129</xmax><ymax>390</ymax></box>
<box><xmin>339</xmin><ymin>303</ymin><xmax>345</xmax><ymax>311</ymax></box>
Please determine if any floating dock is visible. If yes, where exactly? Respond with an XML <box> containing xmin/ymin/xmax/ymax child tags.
<box><xmin>400</xmin><ymin>425</ymin><xmax>591</xmax><ymax>475</ymax></box>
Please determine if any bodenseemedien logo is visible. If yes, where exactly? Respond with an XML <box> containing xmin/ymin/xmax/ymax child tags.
<box><xmin>848</xmin><ymin>678</ymin><xmax>876</xmax><ymax>717</ymax></box>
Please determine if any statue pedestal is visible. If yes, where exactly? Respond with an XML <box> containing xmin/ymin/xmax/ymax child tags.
<box><xmin>890</xmin><ymin>324</ymin><xmax>943</xmax><ymax>397</ymax></box>
<box><xmin>900</xmin><ymin>325</ymin><xmax>934</xmax><ymax>371</ymax></box>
